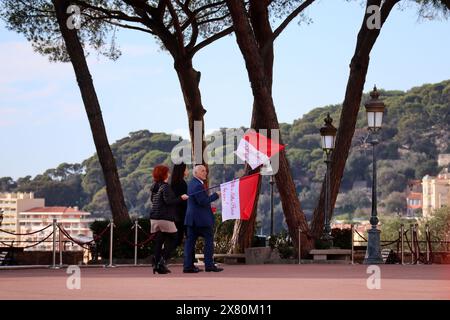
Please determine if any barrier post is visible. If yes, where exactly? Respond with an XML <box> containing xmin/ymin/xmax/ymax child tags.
<box><xmin>134</xmin><ymin>220</ymin><xmax>138</xmax><ymax>266</ymax></box>
<box><xmin>58</xmin><ymin>223</ymin><xmax>63</xmax><ymax>267</ymax></box>
<box><xmin>50</xmin><ymin>219</ymin><xmax>58</xmax><ymax>269</ymax></box>
<box><xmin>351</xmin><ymin>224</ymin><xmax>354</xmax><ymax>265</ymax></box>
<box><xmin>410</xmin><ymin>224</ymin><xmax>414</xmax><ymax>264</ymax></box>
<box><xmin>107</xmin><ymin>223</ymin><xmax>115</xmax><ymax>268</ymax></box>
<box><xmin>414</xmin><ymin>224</ymin><xmax>419</xmax><ymax>264</ymax></box>
<box><xmin>425</xmin><ymin>224</ymin><xmax>430</xmax><ymax>264</ymax></box>
<box><xmin>298</xmin><ymin>228</ymin><xmax>301</xmax><ymax>265</ymax></box>
<box><xmin>400</xmin><ymin>224</ymin><xmax>404</xmax><ymax>265</ymax></box>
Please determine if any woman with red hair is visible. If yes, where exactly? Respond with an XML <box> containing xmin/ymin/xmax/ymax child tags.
<box><xmin>150</xmin><ymin>164</ymin><xmax>188</xmax><ymax>274</ymax></box>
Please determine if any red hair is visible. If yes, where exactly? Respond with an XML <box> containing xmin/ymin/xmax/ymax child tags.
<box><xmin>152</xmin><ymin>165</ymin><xmax>169</xmax><ymax>183</ymax></box>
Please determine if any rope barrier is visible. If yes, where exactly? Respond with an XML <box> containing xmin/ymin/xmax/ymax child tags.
<box><xmin>354</xmin><ymin>229</ymin><xmax>368</xmax><ymax>242</ymax></box>
<box><xmin>117</xmin><ymin>227</ymin><xmax>156</xmax><ymax>247</ymax></box>
<box><xmin>0</xmin><ymin>240</ymin><xmax>14</xmax><ymax>248</ymax></box>
<box><xmin>0</xmin><ymin>224</ymin><xmax>52</xmax><ymax>236</ymax></box>
<box><xmin>58</xmin><ymin>227</ymin><xmax>91</xmax><ymax>250</ymax></box>
<box><xmin>57</xmin><ymin>224</ymin><xmax>110</xmax><ymax>248</ymax></box>
<box><xmin>380</xmin><ymin>237</ymin><xmax>400</xmax><ymax>247</ymax></box>
<box><xmin>20</xmin><ymin>231</ymin><xmax>55</xmax><ymax>249</ymax></box>
<box><xmin>0</xmin><ymin>231</ymin><xmax>56</xmax><ymax>249</ymax></box>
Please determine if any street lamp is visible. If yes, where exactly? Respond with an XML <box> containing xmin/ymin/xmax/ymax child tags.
<box><xmin>0</xmin><ymin>209</ymin><xmax>3</xmax><ymax>227</ymax></box>
<box><xmin>269</xmin><ymin>174</ymin><xmax>274</xmax><ymax>236</ymax></box>
<box><xmin>320</xmin><ymin>113</ymin><xmax>337</xmax><ymax>242</ymax></box>
<box><xmin>364</xmin><ymin>86</ymin><xmax>385</xmax><ymax>264</ymax></box>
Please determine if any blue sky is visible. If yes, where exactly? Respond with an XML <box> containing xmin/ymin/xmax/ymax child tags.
<box><xmin>0</xmin><ymin>1</ymin><xmax>449</xmax><ymax>179</ymax></box>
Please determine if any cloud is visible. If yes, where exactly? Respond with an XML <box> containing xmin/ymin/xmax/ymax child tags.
<box><xmin>0</xmin><ymin>84</ymin><xmax>59</xmax><ymax>101</ymax></box>
<box><xmin>120</xmin><ymin>44</ymin><xmax>158</xmax><ymax>57</ymax></box>
<box><xmin>0</xmin><ymin>41</ymin><xmax>73</xmax><ymax>85</ymax></box>
<box><xmin>0</xmin><ymin>107</ymin><xmax>33</xmax><ymax>126</ymax></box>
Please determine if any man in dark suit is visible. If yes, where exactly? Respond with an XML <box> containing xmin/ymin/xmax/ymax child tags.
<box><xmin>183</xmin><ymin>165</ymin><xmax>223</xmax><ymax>273</ymax></box>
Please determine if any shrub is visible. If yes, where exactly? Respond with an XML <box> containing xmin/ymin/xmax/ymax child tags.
<box><xmin>90</xmin><ymin>219</ymin><xmax>154</xmax><ymax>260</ymax></box>
<box><xmin>269</xmin><ymin>230</ymin><xmax>295</xmax><ymax>259</ymax></box>
<box><xmin>314</xmin><ymin>228</ymin><xmax>352</xmax><ymax>249</ymax></box>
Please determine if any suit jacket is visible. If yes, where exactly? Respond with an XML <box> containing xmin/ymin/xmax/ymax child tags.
<box><xmin>170</xmin><ymin>180</ymin><xmax>188</xmax><ymax>223</ymax></box>
<box><xmin>185</xmin><ymin>177</ymin><xmax>219</xmax><ymax>227</ymax></box>
<box><xmin>150</xmin><ymin>182</ymin><xmax>182</xmax><ymax>221</ymax></box>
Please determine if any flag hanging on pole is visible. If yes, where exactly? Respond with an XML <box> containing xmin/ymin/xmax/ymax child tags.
<box><xmin>220</xmin><ymin>173</ymin><xmax>259</xmax><ymax>222</ymax></box>
<box><xmin>235</xmin><ymin>131</ymin><xmax>285</xmax><ymax>170</ymax></box>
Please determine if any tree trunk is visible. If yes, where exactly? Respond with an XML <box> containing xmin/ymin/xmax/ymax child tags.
<box><xmin>228</xmin><ymin>0</ymin><xmax>275</xmax><ymax>253</ymax></box>
<box><xmin>174</xmin><ymin>58</ymin><xmax>209</xmax><ymax>182</ymax></box>
<box><xmin>310</xmin><ymin>0</ymin><xmax>399</xmax><ymax>238</ymax></box>
<box><xmin>52</xmin><ymin>0</ymin><xmax>130</xmax><ymax>225</ymax></box>
<box><xmin>226</xmin><ymin>0</ymin><xmax>311</xmax><ymax>256</ymax></box>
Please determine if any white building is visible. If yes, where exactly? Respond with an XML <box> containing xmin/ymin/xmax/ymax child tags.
<box><xmin>0</xmin><ymin>192</ymin><xmax>45</xmax><ymax>243</ymax></box>
<box><xmin>422</xmin><ymin>169</ymin><xmax>450</xmax><ymax>218</ymax></box>
<box><xmin>19</xmin><ymin>206</ymin><xmax>93</xmax><ymax>251</ymax></box>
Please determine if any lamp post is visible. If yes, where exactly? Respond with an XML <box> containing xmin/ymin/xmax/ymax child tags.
<box><xmin>364</xmin><ymin>86</ymin><xmax>385</xmax><ymax>264</ymax></box>
<box><xmin>270</xmin><ymin>174</ymin><xmax>274</xmax><ymax>236</ymax></box>
<box><xmin>0</xmin><ymin>209</ymin><xmax>3</xmax><ymax>227</ymax></box>
<box><xmin>320</xmin><ymin>113</ymin><xmax>337</xmax><ymax>242</ymax></box>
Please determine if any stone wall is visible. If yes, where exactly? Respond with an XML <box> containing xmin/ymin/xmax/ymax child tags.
<box><xmin>9</xmin><ymin>251</ymin><xmax>84</xmax><ymax>265</ymax></box>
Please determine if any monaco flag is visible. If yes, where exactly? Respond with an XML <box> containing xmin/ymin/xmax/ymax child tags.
<box><xmin>220</xmin><ymin>173</ymin><xmax>259</xmax><ymax>222</ymax></box>
<box><xmin>235</xmin><ymin>131</ymin><xmax>285</xmax><ymax>170</ymax></box>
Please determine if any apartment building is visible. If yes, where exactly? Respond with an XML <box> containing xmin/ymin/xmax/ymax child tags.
<box><xmin>0</xmin><ymin>192</ymin><xmax>45</xmax><ymax>243</ymax></box>
<box><xmin>422</xmin><ymin>169</ymin><xmax>450</xmax><ymax>218</ymax></box>
<box><xmin>19</xmin><ymin>206</ymin><xmax>93</xmax><ymax>251</ymax></box>
<box><xmin>0</xmin><ymin>192</ymin><xmax>93</xmax><ymax>251</ymax></box>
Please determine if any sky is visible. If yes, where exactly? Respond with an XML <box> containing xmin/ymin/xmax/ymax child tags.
<box><xmin>0</xmin><ymin>1</ymin><xmax>449</xmax><ymax>179</ymax></box>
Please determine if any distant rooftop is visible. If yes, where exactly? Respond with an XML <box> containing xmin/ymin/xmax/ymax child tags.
<box><xmin>407</xmin><ymin>192</ymin><xmax>422</xmax><ymax>200</ymax></box>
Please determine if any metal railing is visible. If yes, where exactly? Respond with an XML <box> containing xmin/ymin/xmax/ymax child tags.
<box><xmin>350</xmin><ymin>223</ymin><xmax>450</xmax><ymax>264</ymax></box>
<box><xmin>0</xmin><ymin>219</ymin><xmax>156</xmax><ymax>268</ymax></box>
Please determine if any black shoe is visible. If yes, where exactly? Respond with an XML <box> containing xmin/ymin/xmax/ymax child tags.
<box><xmin>205</xmin><ymin>266</ymin><xmax>224</xmax><ymax>272</ymax></box>
<box><xmin>183</xmin><ymin>267</ymin><xmax>200</xmax><ymax>273</ymax></box>
<box><xmin>192</xmin><ymin>265</ymin><xmax>203</xmax><ymax>272</ymax></box>
<box><xmin>154</xmin><ymin>258</ymin><xmax>170</xmax><ymax>274</ymax></box>
<box><xmin>153</xmin><ymin>267</ymin><xmax>169</xmax><ymax>274</ymax></box>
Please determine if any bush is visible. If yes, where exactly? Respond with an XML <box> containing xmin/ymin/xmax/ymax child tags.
<box><xmin>90</xmin><ymin>219</ymin><xmax>154</xmax><ymax>260</ymax></box>
<box><xmin>268</xmin><ymin>230</ymin><xmax>295</xmax><ymax>259</ymax></box>
<box><xmin>331</xmin><ymin>228</ymin><xmax>352</xmax><ymax>249</ymax></box>
<box><xmin>314</xmin><ymin>228</ymin><xmax>352</xmax><ymax>249</ymax></box>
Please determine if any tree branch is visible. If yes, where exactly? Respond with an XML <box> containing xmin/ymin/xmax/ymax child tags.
<box><xmin>82</xmin><ymin>13</ymin><xmax>154</xmax><ymax>34</ymax></box>
<box><xmin>272</xmin><ymin>0</ymin><xmax>315</xmax><ymax>41</ymax></box>
<box><xmin>71</xmin><ymin>0</ymin><xmax>143</xmax><ymax>23</ymax></box>
<box><xmin>164</xmin><ymin>0</ymin><xmax>186</xmax><ymax>54</ymax></box>
<box><xmin>193</xmin><ymin>0</ymin><xmax>227</xmax><ymax>15</ymax></box>
<box><xmin>197</xmin><ymin>13</ymin><xmax>231</xmax><ymax>25</ymax></box>
<box><xmin>191</xmin><ymin>25</ymin><xmax>234</xmax><ymax>57</ymax></box>
<box><xmin>156</xmin><ymin>0</ymin><xmax>167</xmax><ymax>21</ymax></box>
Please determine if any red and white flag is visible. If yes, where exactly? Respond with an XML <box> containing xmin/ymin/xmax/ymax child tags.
<box><xmin>235</xmin><ymin>131</ymin><xmax>285</xmax><ymax>169</ymax></box>
<box><xmin>220</xmin><ymin>174</ymin><xmax>259</xmax><ymax>222</ymax></box>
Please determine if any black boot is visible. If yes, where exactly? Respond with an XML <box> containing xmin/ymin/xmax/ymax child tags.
<box><xmin>158</xmin><ymin>258</ymin><xmax>171</xmax><ymax>273</ymax></box>
<box><xmin>157</xmin><ymin>258</ymin><xmax>170</xmax><ymax>274</ymax></box>
<box><xmin>151</xmin><ymin>256</ymin><xmax>159</xmax><ymax>274</ymax></box>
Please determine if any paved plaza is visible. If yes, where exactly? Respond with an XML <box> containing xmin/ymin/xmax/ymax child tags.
<box><xmin>0</xmin><ymin>264</ymin><xmax>449</xmax><ymax>300</ymax></box>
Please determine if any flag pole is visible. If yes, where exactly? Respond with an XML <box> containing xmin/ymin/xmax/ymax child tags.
<box><xmin>187</xmin><ymin>172</ymin><xmax>261</xmax><ymax>196</ymax></box>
